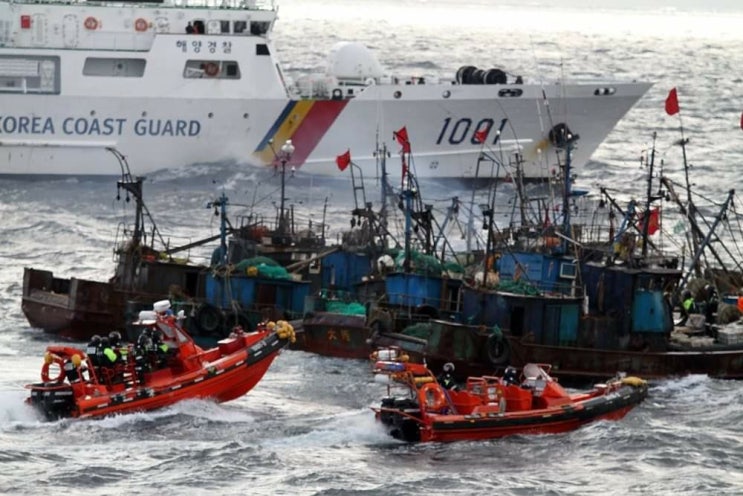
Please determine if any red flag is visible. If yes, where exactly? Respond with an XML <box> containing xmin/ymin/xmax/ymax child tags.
<box><xmin>638</xmin><ymin>207</ymin><xmax>660</xmax><ymax>235</ymax></box>
<box><xmin>336</xmin><ymin>149</ymin><xmax>351</xmax><ymax>171</ymax></box>
<box><xmin>740</xmin><ymin>111</ymin><xmax>743</xmax><ymax>131</ymax></box>
<box><xmin>394</xmin><ymin>126</ymin><xmax>411</xmax><ymax>153</ymax></box>
<box><xmin>474</xmin><ymin>128</ymin><xmax>488</xmax><ymax>144</ymax></box>
<box><xmin>665</xmin><ymin>88</ymin><xmax>680</xmax><ymax>116</ymax></box>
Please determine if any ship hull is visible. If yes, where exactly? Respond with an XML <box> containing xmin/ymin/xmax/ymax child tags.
<box><xmin>0</xmin><ymin>43</ymin><xmax>650</xmax><ymax>179</ymax></box>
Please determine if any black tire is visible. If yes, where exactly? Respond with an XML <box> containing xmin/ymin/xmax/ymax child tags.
<box><xmin>487</xmin><ymin>333</ymin><xmax>510</xmax><ymax>366</ymax></box>
<box><xmin>414</xmin><ymin>304</ymin><xmax>439</xmax><ymax>319</ymax></box>
<box><xmin>195</xmin><ymin>304</ymin><xmax>223</xmax><ymax>336</ymax></box>
<box><xmin>368</xmin><ymin>319</ymin><xmax>387</xmax><ymax>343</ymax></box>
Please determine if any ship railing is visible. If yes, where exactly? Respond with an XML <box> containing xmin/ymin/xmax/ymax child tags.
<box><xmin>233</xmin><ymin>212</ymin><xmax>326</xmax><ymax>247</ymax></box>
<box><xmin>113</xmin><ymin>222</ymin><xmax>204</xmax><ymax>264</ymax></box>
<box><xmin>14</xmin><ymin>0</ymin><xmax>276</xmax><ymax>12</ymax></box>
<box><xmin>494</xmin><ymin>277</ymin><xmax>585</xmax><ymax>299</ymax></box>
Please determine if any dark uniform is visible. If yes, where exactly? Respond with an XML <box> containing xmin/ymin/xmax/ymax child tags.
<box><xmin>108</xmin><ymin>331</ymin><xmax>129</xmax><ymax>364</ymax></box>
<box><xmin>86</xmin><ymin>335</ymin><xmax>102</xmax><ymax>366</ymax></box>
<box><xmin>679</xmin><ymin>290</ymin><xmax>697</xmax><ymax>326</ymax></box>
<box><xmin>134</xmin><ymin>329</ymin><xmax>154</xmax><ymax>383</ymax></box>
<box><xmin>97</xmin><ymin>337</ymin><xmax>117</xmax><ymax>366</ymax></box>
<box><xmin>704</xmin><ymin>285</ymin><xmax>719</xmax><ymax>336</ymax></box>
<box><xmin>152</xmin><ymin>330</ymin><xmax>173</xmax><ymax>368</ymax></box>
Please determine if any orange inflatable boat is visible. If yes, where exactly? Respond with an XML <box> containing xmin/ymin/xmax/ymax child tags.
<box><xmin>371</xmin><ymin>348</ymin><xmax>648</xmax><ymax>443</ymax></box>
<box><xmin>26</xmin><ymin>308</ymin><xmax>295</xmax><ymax>420</ymax></box>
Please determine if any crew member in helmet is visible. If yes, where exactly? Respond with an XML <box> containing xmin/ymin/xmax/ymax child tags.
<box><xmin>96</xmin><ymin>336</ymin><xmax>118</xmax><ymax>383</ymax></box>
<box><xmin>64</xmin><ymin>354</ymin><xmax>87</xmax><ymax>383</ymax></box>
<box><xmin>437</xmin><ymin>362</ymin><xmax>457</xmax><ymax>390</ymax></box>
<box><xmin>108</xmin><ymin>331</ymin><xmax>129</xmax><ymax>364</ymax></box>
<box><xmin>86</xmin><ymin>335</ymin><xmax>102</xmax><ymax>366</ymax></box>
<box><xmin>703</xmin><ymin>285</ymin><xmax>719</xmax><ymax>336</ymax></box>
<box><xmin>96</xmin><ymin>337</ymin><xmax>117</xmax><ymax>366</ymax></box>
<box><xmin>134</xmin><ymin>328</ymin><xmax>154</xmax><ymax>383</ymax></box>
<box><xmin>152</xmin><ymin>330</ymin><xmax>174</xmax><ymax>368</ymax></box>
<box><xmin>679</xmin><ymin>289</ymin><xmax>697</xmax><ymax>326</ymax></box>
<box><xmin>503</xmin><ymin>366</ymin><xmax>520</xmax><ymax>386</ymax></box>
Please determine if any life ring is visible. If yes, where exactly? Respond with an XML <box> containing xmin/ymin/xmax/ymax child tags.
<box><xmin>41</xmin><ymin>353</ymin><xmax>66</xmax><ymax>383</ymax></box>
<box><xmin>203</xmin><ymin>62</ymin><xmax>219</xmax><ymax>77</ymax></box>
<box><xmin>486</xmin><ymin>333</ymin><xmax>510</xmax><ymax>366</ymax></box>
<box><xmin>134</xmin><ymin>18</ymin><xmax>148</xmax><ymax>32</ymax></box>
<box><xmin>418</xmin><ymin>382</ymin><xmax>447</xmax><ymax>412</ymax></box>
<box><xmin>331</xmin><ymin>88</ymin><xmax>343</xmax><ymax>100</ymax></box>
<box><xmin>84</xmin><ymin>17</ymin><xmax>98</xmax><ymax>30</ymax></box>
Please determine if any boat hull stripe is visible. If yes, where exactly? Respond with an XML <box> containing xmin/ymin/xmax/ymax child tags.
<box><xmin>254</xmin><ymin>100</ymin><xmax>349</xmax><ymax>166</ymax></box>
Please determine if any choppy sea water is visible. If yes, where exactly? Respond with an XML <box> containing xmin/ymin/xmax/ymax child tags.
<box><xmin>1</xmin><ymin>0</ymin><xmax>743</xmax><ymax>494</ymax></box>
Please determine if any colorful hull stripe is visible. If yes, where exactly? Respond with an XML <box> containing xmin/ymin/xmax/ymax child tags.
<box><xmin>254</xmin><ymin>100</ymin><xmax>349</xmax><ymax>167</ymax></box>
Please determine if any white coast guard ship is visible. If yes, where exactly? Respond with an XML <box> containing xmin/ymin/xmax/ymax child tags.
<box><xmin>0</xmin><ymin>0</ymin><xmax>651</xmax><ymax>179</ymax></box>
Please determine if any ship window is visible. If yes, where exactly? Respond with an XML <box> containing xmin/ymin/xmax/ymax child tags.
<box><xmin>221</xmin><ymin>21</ymin><xmax>230</xmax><ymax>33</ymax></box>
<box><xmin>559</xmin><ymin>262</ymin><xmax>577</xmax><ymax>279</ymax></box>
<box><xmin>83</xmin><ymin>58</ymin><xmax>146</xmax><ymax>77</ymax></box>
<box><xmin>234</xmin><ymin>21</ymin><xmax>247</xmax><ymax>34</ymax></box>
<box><xmin>225</xmin><ymin>63</ymin><xmax>238</xmax><ymax>77</ymax></box>
<box><xmin>193</xmin><ymin>20</ymin><xmax>205</xmax><ymax>34</ymax></box>
<box><xmin>206</xmin><ymin>20</ymin><xmax>221</xmax><ymax>35</ymax></box>
<box><xmin>0</xmin><ymin>55</ymin><xmax>60</xmax><ymax>94</ymax></box>
<box><xmin>256</xmin><ymin>44</ymin><xmax>269</xmax><ymax>56</ymax></box>
<box><xmin>250</xmin><ymin>21</ymin><xmax>270</xmax><ymax>36</ymax></box>
<box><xmin>183</xmin><ymin>60</ymin><xmax>240</xmax><ymax>79</ymax></box>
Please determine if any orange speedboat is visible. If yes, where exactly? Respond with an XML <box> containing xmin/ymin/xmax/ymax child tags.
<box><xmin>26</xmin><ymin>306</ymin><xmax>296</xmax><ymax>420</ymax></box>
<box><xmin>371</xmin><ymin>348</ymin><xmax>648</xmax><ymax>443</ymax></box>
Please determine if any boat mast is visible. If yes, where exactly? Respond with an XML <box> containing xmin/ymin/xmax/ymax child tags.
<box><xmin>401</xmin><ymin>153</ymin><xmax>414</xmax><ymax>272</ymax></box>
<box><xmin>207</xmin><ymin>192</ymin><xmax>230</xmax><ymax>265</ymax></box>
<box><xmin>676</xmin><ymin>189</ymin><xmax>736</xmax><ymax>290</ymax></box>
<box><xmin>275</xmin><ymin>139</ymin><xmax>295</xmax><ymax>236</ymax></box>
<box><xmin>661</xmin><ymin>176</ymin><xmax>739</xmax><ymax>277</ymax></box>
<box><xmin>559</xmin><ymin>136</ymin><xmax>577</xmax><ymax>254</ymax></box>
<box><xmin>641</xmin><ymin>132</ymin><xmax>659</xmax><ymax>259</ymax></box>
<box><xmin>466</xmin><ymin>118</ymin><xmax>508</xmax><ymax>254</ymax></box>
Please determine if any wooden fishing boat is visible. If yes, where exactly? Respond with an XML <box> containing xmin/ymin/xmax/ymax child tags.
<box><xmin>293</xmin><ymin>139</ymin><xmax>467</xmax><ymax>359</ymax></box>
<box><xmin>25</xmin><ymin>303</ymin><xmax>296</xmax><ymax>420</ymax></box>
<box><xmin>371</xmin><ymin>348</ymin><xmax>648</xmax><ymax>443</ymax></box>
<box><xmin>21</xmin><ymin>151</ymin><xmax>216</xmax><ymax>341</ymax></box>
<box><xmin>21</xmin><ymin>148</ymin><xmax>317</xmax><ymax>343</ymax></box>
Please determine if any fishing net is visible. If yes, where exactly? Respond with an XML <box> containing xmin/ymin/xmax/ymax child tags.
<box><xmin>229</xmin><ymin>256</ymin><xmax>290</xmax><ymax>279</ymax></box>
<box><xmin>498</xmin><ymin>279</ymin><xmax>541</xmax><ymax>296</ymax></box>
<box><xmin>401</xmin><ymin>322</ymin><xmax>434</xmax><ymax>339</ymax></box>
<box><xmin>389</xmin><ymin>248</ymin><xmax>464</xmax><ymax>276</ymax></box>
<box><xmin>325</xmin><ymin>301</ymin><xmax>367</xmax><ymax>315</ymax></box>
